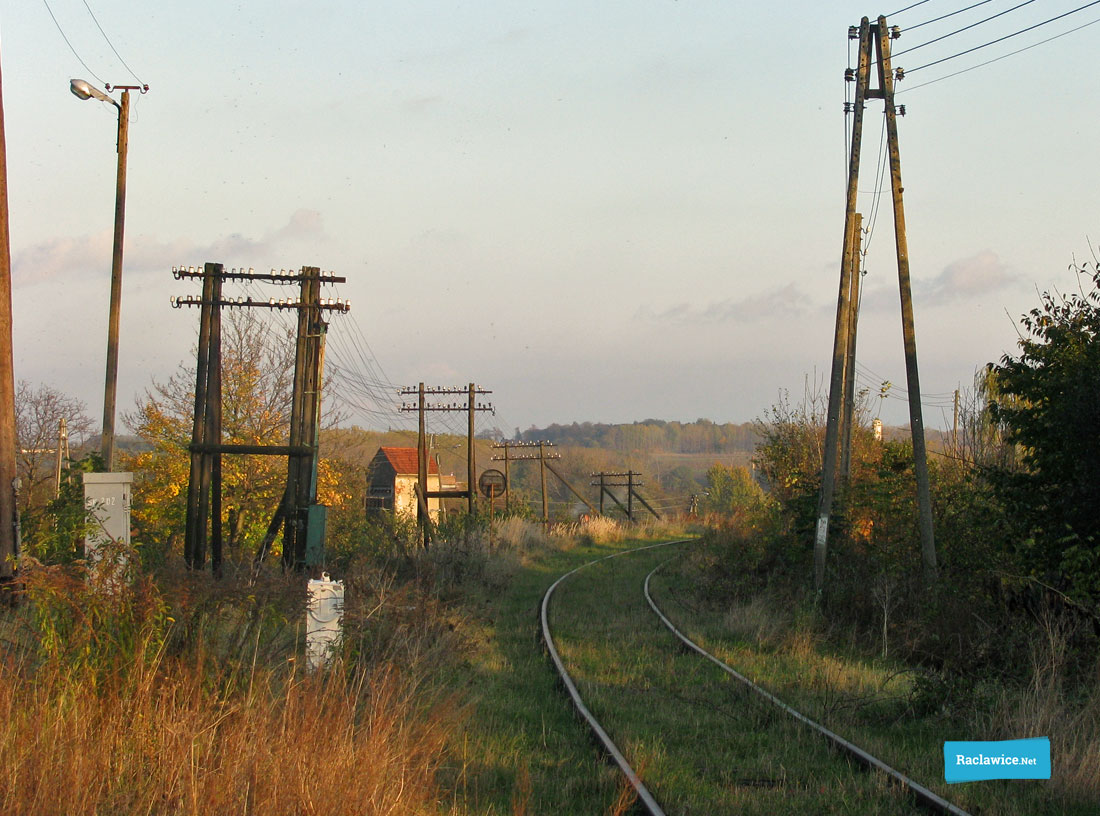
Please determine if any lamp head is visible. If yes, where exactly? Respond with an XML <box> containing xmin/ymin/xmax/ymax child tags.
<box><xmin>69</xmin><ymin>79</ymin><xmax>116</xmax><ymax>106</ymax></box>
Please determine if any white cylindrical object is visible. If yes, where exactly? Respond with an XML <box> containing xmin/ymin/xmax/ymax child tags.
<box><xmin>306</xmin><ymin>573</ymin><xmax>344</xmax><ymax>670</ymax></box>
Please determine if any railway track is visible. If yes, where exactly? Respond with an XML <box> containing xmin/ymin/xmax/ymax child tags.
<box><xmin>540</xmin><ymin>539</ymin><xmax>971</xmax><ymax>815</ymax></box>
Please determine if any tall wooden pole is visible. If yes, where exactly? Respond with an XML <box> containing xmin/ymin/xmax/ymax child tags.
<box><xmin>503</xmin><ymin>443</ymin><xmax>511</xmax><ymax>513</ymax></box>
<box><xmin>0</xmin><ymin>50</ymin><xmax>17</xmax><ymax>581</ymax></box>
<box><xmin>877</xmin><ymin>17</ymin><xmax>937</xmax><ymax>583</ymax></box>
<box><xmin>209</xmin><ymin>271</ymin><xmax>223</xmax><ymax>577</ymax></box>
<box><xmin>816</xmin><ymin>17</ymin><xmax>870</xmax><ymax>592</ymax></box>
<box><xmin>539</xmin><ymin>441</ymin><xmax>548</xmax><ymax>526</ymax></box>
<box><xmin>184</xmin><ymin>267</ymin><xmax>215</xmax><ymax>569</ymax></box>
<box><xmin>467</xmin><ymin>382</ymin><xmax>476</xmax><ymax>514</ymax></box>
<box><xmin>101</xmin><ymin>89</ymin><xmax>130</xmax><ymax>471</ymax></box>
<box><xmin>840</xmin><ymin>212</ymin><xmax>864</xmax><ymax>483</ymax></box>
<box><xmin>417</xmin><ymin>382</ymin><xmax>429</xmax><ymax>548</ymax></box>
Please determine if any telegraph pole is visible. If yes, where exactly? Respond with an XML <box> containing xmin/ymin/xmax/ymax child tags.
<box><xmin>0</xmin><ymin>49</ymin><xmax>16</xmax><ymax>582</ymax></box>
<box><xmin>815</xmin><ymin>16</ymin><xmax>937</xmax><ymax>591</ymax></box>
<box><xmin>816</xmin><ymin>18</ymin><xmax>870</xmax><ymax>592</ymax></box>
<box><xmin>839</xmin><ymin>212</ymin><xmax>864</xmax><ymax>483</ymax></box>
<box><xmin>401</xmin><ymin>383</ymin><xmax>494</xmax><ymax>545</ymax></box>
<box><xmin>591</xmin><ymin>471</ymin><xmax>660</xmax><ymax>521</ymax></box>
<box><xmin>175</xmin><ymin>264</ymin><xmax>348</xmax><ymax>571</ymax></box>
<box><xmin>877</xmin><ymin>17</ymin><xmax>937</xmax><ymax>583</ymax></box>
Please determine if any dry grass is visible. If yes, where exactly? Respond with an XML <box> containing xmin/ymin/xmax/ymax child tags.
<box><xmin>987</xmin><ymin>612</ymin><xmax>1100</xmax><ymax>806</ymax></box>
<box><xmin>0</xmin><ymin>553</ymin><xmax>461</xmax><ymax>816</ymax></box>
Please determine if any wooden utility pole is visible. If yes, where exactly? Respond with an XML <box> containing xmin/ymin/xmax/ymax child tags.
<box><xmin>401</xmin><ymin>383</ymin><xmax>493</xmax><ymax>545</ymax></box>
<box><xmin>815</xmin><ymin>16</ymin><xmax>937</xmax><ymax>591</ymax></box>
<box><xmin>816</xmin><ymin>18</ymin><xmax>870</xmax><ymax>592</ymax></box>
<box><xmin>839</xmin><ymin>212</ymin><xmax>864</xmax><ymax>483</ymax></box>
<box><xmin>491</xmin><ymin>441</ymin><xmax>588</xmax><ymax>524</ymax></box>
<box><xmin>952</xmin><ymin>388</ymin><xmax>960</xmax><ymax>455</ymax></box>
<box><xmin>468</xmin><ymin>383</ymin><xmax>477</xmax><ymax>514</ymax></box>
<box><xmin>53</xmin><ymin>418</ymin><xmax>69</xmax><ymax>498</ymax></box>
<box><xmin>539</xmin><ymin>442</ymin><xmax>548</xmax><ymax>525</ymax></box>
<box><xmin>176</xmin><ymin>264</ymin><xmax>348</xmax><ymax>571</ymax></box>
<box><xmin>417</xmin><ymin>383</ymin><xmax>429</xmax><ymax>547</ymax></box>
<box><xmin>876</xmin><ymin>17</ymin><xmax>937</xmax><ymax>584</ymax></box>
<box><xmin>591</xmin><ymin>471</ymin><xmax>660</xmax><ymax>521</ymax></box>
<box><xmin>0</xmin><ymin>49</ymin><xmax>16</xmax><ymax>581</ymax></box>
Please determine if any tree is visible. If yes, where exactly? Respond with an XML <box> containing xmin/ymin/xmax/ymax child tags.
<box><xmin>700</xmin><ymin>464</ymin><xmax>767</xmax><ymax>517</ymax></box>
<box><xmin>989</xmin><ymin>265</ymin><xmax>1100</xmax><ymax>606</ymax></box>
<box><xmin>14</xmin><ymin>381</ymin><xmax>95</xmax><ymax>513</ymax></box>
<box><xmin>123</xmin><ymin>309</ymin><xmax>346</xmax><ymax>561</ymax></box>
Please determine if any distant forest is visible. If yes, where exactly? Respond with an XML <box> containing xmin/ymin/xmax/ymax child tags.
<box><xmin>516</xmin><ymin>419</ymin><xmax>759</xmax><ymax>454</ymax></box>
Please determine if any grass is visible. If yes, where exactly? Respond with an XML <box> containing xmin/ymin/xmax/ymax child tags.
<box><xmin>546</xmin><ymin>542</ymin><xmax>924</xmax><ymax>815</ymax></box>
<box><xmin>0</xmin><ymin>550</ymin><xmax>459</xmax><ymax>816</ymax></box>
<box><xmin>647</xmin><ymin>542</ymin><xmax>1100</xmax><ymax>816</ymax></box>
<box><xmin>432</xmin><ymin>520</ymin><xmax>649</xmax><ymax>814</ymax></box>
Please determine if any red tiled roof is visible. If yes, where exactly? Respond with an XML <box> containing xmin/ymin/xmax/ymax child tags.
<box><xmin>378</xmin><ymin>446</ymin><xmax>440</xmax><ymax>476</ymax></box>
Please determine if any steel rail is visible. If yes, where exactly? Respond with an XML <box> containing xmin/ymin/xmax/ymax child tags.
<box><xmin>539</xmin><ymin>539</ymin><xmax>692</xmax><ymax>816</ymax></box>
<box><xmin>643</xmin><ymin>557</ymin><xmax>972</xmax><ymax>816</ymax></box>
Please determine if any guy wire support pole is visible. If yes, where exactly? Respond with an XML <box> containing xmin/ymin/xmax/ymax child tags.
<box><xmin>816</xmin><ymin>17</ymin><xmax>870</xmax><ymax>594</ymax></box>
<box><xmin>876</xmin><ymin>16</ymin><xmax>937</xmax><ymax>583</ymax></box>
<box><xmin>839</xmin><ymin>212</ymin><xmax>864</xmax><ymax>484</ymax></box>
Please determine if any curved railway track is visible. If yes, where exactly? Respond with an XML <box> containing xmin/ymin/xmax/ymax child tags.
<box><xmin>540</xmin><ymin>539</ymin><xmax>971</xmax><ymax>816</ymax></box>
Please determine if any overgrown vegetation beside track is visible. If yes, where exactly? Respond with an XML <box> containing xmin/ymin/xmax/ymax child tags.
<box><xmin>683</xmin><ymin>267</ymin><xmax>1100</xmax><ymax>814</ymax></box>
<box><xmin>0</xmin><ymin>513</ymin><xmax>686</xmax><ymax>815</ymax></box>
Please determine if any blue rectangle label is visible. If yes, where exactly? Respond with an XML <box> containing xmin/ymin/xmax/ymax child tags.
<box><xmin>944</xmin><ymin>738</ymin><xmax>1050</xmax><ymax>782</ymax></box>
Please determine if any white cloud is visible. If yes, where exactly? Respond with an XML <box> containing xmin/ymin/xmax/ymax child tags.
<box><xmin>919</xmin><ymin>250</ymin><xmax>1018</xmax><ymax>305</ymax></box>
<box><xmin>11</xmin><ymin>209</ymin><xmax>327</xmax><ymax>285</ymax></box>
<box><xmin>640</xmin><ymin>282</ymin><xmax>812</xmax><ymax>324</ymax></box>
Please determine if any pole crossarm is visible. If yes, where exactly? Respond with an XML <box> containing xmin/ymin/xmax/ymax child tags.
<box><xmin>171</xmin><ymin>296</ymin><xmax>350</xmax><ymax>313</ymax></box>
<box><xmin>173</xmin><ymin>266</ymin><xmax>346</xmax><ymax>284</ymax></box>
<box><xmin>492</xmin><ymin>453</ymin><xmax>560</xmax><ymax>461</ymax></box>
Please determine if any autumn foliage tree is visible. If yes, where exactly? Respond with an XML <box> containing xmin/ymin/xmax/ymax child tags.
<box><xmin>123</xmin><ymin>310</ymin><xmax>347</xmax><ymax>562</ymax></box>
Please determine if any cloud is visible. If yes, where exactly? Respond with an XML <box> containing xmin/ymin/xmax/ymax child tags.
<box><xmin>857</xmin><ymin>250</ymin><xmax>1020</xmax><ymax>312</ymax></box>
<box><xmin>919</xmin><ymin>250</ymin><xmax>1018</xmax><ymax>305</ymax></box>
<box><xmin>12</xmin><ymin>209</ymin><xmax>327</xmax><ymax>286</ymax></box>
<box><xmin>640</xmin><ymin>282</ymin><xmax>812</xmax><ymax>324</ymax></box>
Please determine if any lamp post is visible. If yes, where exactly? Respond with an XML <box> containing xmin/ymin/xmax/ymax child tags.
<box><xmin>70</xmin><ymin>79</ymin><xmax>144</xmax><ymax>471</ymax></box>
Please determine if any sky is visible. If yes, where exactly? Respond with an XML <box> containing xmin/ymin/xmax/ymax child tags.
<box><xmin>3</xmin><ymin>1</ymin><xmax>1100</xmax><ymax>438</ymax></box>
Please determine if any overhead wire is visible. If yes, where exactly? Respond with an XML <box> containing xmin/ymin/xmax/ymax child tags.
<box><xmin>904</xmin><ymin>0</ymin><xmax>1100</xmax><ymax>74</ymax></box>
<box><xmin>41</xmin><ymin>0</ymin><xmax>105</xmax><ymax>85</ymax></box>
<box><xmin>81</xmin><ymin>0</ymin><xmax>146</xmax><ymax>86</ymax></box>
<box><xmin>891</xmin><ymin>0</ymin><xmax>1040</xmax><ymax>60</ymax></box>
<box><xmin>901</xmin><ymin>14</ymin><xmax>1100</xmax><ymax>91</ymax></box>
<box><xmin>886</xmin><ymin>0</ymin><xmax>935</xmax><ymax>18</ymax></box>
<box><xmin>902</xmin><ymin>0</ymin><xmax>995</xmax><ymax>32</ymax></box>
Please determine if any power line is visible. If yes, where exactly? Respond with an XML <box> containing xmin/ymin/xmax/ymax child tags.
<box><xmin>903</xmin><ymin>12</ymin><xmax>1100</xmax><ymax>87</ymax></box>
<box><xmin>42</xmin><ymin>0</ymin><xmax>105</xmax><ymax>85</ymax></box>
<box><xmin>82</xmin><ymin>0</ymin><xmax>146</xmax><ymax>86</ymax></box>
<box><xmin>904</xmin><ymin>0</ymin><xmax>995</xmax><ymax>33</ymax></box>
<box><xmin>892</xmin><ymin>0</ymin><xmax>1039</xmax><ymax>60</ymax></box>
<box><xmin>886</xmin><ymin>0</ymin><xmax>934</xmax><ymax>19</ymax></box>
<box><xmin>905</xmin><ymin>0</ymin><xmax>1100</xmax><ymax>73</ymax></box>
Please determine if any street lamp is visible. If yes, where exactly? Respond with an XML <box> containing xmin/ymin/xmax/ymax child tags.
<box><xmin>70</xmin><ymin>79</ymin><xmax>145</xmax><ymax>471</ymax></box>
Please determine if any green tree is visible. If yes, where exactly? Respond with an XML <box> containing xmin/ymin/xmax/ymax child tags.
<box><xmin>700</xmin><ymin>464</ymin><xmax>766</xmax><ymax>517</ymax></box>
<box><xmin>989</xmin><ymin>266</ymin><xmax>1100</xmax><ymax>606</ymax></box>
